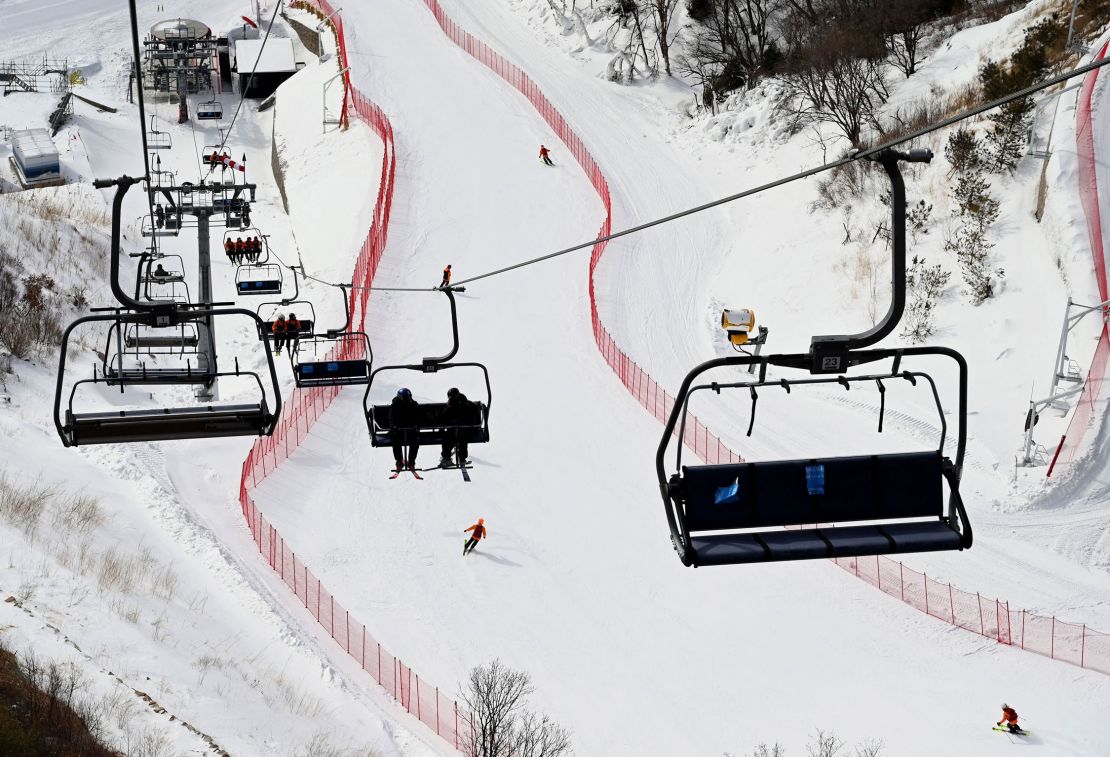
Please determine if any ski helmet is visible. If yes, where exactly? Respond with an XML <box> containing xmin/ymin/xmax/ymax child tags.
<box><xmin>447</xmin><ymin>387</ymin><xmax>460</xmax><ymax>399</ymax></box>
<box><xmin>397</xmin><ymin>387</ymin><xmax>412</xmax><ymax>399</ymax></box>
<box><xmin>1001</xmin><ymin>703</ymin><xmax>1008</xmax><ymax>710</ymax></box>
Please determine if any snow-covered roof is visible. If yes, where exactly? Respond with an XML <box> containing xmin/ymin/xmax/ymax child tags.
<box><xmin>12</xmin><ymin>129</ymin><xmax>59</xmax><ymax>164</ymax></box>
<box><xmin>234</xmin><ymin>38</ymin><xmax>296</xmax><ymax>74</ymax></box>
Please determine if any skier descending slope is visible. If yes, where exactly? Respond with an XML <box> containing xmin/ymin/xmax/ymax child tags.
<box><xmin>463</xmin><ymin>518</ymin><xmax>487</xmax><ymax>555</ymax></box>
<box><xmin>994</xmin><ymin>703</ymin><xmax>1026</xmax><ymax>735</ymax></box>
<box><xmin>539</xmin><ymin>144</ymin><xmax>554</xmax><ymax>166</ymax></box>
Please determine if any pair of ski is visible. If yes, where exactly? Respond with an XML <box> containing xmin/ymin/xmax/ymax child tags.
<box><xmin>389</xmin><ymin>463</ymin><xmax>473</xmax><ymax>482</ymax></box>
<box><xmin>992</xmin><ymin>726</ymin><xmax>1030</xmax><ymax>736</ymax></box>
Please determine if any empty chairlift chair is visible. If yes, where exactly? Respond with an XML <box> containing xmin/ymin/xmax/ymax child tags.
<box><xmin>655</xmin><ymin>148</ymin><xmax>973</xmax><ymax>567</ymax></box>
<box><xmin>59</xmin><ymin>308</ymin><xmax>281</xmax><ymax>445</ymax></box>
<box><xmin>292</xmin><ymin>331</ymin><xmax>373</xmax><ymax>387</ymax></box>
<box><xmin>54</xmin><ymin>174</ymin><xmax>282</xmax><ymax>447</ymax></box>
<box><xmin>147</xmin><ymin>115</ymin><xmax>171</xmax><ymax>150</ymax></box>
<box><xmin>286</xmin><ymin>283</ymin><xmax>370</xmax><ymax>387</ymax></box>
<box><xmin>123</xmin><ymin>321</ymin><xmax>201</xmax><ymax>356</ymax></box>
<box><xmin>657</xmin><ymin>355</ymin><xmax>972</xmax><ymax>567</ymax></box>
<box><xmin>197</xmin><ymin>99</ymin><xmax>223</xmax><ymax>121</ymax></box>
<box><xmin>235</xmin><ymin>263</ymin><xmax>282</xmax><ymax>295</ymax></box>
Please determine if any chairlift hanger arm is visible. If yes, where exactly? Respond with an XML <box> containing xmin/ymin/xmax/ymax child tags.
<box><xmin>423</xmin><ymin>287</ymin><xmax>461</xmax><ymax>367</ymax></box>
<box><xmin>809</xmin><ymin>149</ymin><xmax>932</xmax><ymax>372</ymax></box>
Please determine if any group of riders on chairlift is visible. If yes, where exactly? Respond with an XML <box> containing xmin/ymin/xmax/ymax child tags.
<box><xmin>270</xmin><ymin>313</ymin><xmax>303</xmax><ymax>356</ymax></box>
<box><xmin>224</xmin><ymin>235</ymin><xmax>264</xmax><ymax>264</ymax></box>
<box><xmin>390</xmin><ymin>385</ymin><xmax>478</xmax><ymax>473</ymax></box>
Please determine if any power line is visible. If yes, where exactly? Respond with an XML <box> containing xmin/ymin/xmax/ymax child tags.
<box><xmin>448</xmin><ymin>54</ymin><xmax>1110</xmax><ymax>288</ymax></box>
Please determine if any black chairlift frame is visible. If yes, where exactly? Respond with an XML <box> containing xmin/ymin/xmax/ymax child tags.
<box><xmin>290</xmin><ymin>283</ymin><xmax>374</xmax><ymax>388</ymax></box>
<box><xmin>54</xmin><ymin>176</ymin><xmax>282</xmax><ymax>447</ymax></box>
<box><xmin>657</xmin><ymin>149</ymin><xmax>973</xmax><ymax>567</ymax></box>
<box><xmin>257</xmin><ymin>268</ymin><xmax>316</xmax><ymax>340</ymax></box>
<box><xmin>362</xmin><ymin>287</ymin><xmax>492</xmax><ymax>447</ymax></box>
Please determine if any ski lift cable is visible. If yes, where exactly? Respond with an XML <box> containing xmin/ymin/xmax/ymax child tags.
<box><xmin>439</xmin><ymin>54</ymin><xmax>1110</xmax><ymax>289</ymax></box>
<box><xmin>206</xmin><ymin>1</ymin><xmax>283</xmax><ymax>178</ymax></box>
<box><xmin>126</xmin><ymin>0</ymin><xmax>159</xmax><ymax>247</ymax></box>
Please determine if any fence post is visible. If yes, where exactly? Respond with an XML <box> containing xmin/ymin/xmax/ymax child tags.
<box><xmin>1051</xmin><ymin>615</ymin><xmax>1055</xmax><ymax>658</ymax></box>
<box><xmin>977</xmin><ymin>593</ymin><xmax>984</xmax><ymax>635</ymax></box>
<box><xmin>455</xmin><ymin>701</ymin><xmax>459</xmax><ymax>749</ymax></box>
<box><xmin>1021</xmin><ymin>609</ymin><xmax>1026</xmax><ymax>649</ymax></box>
<box><xmin>304</xmin><ymin>566</ymin><xmax>309</xmax><ymax>608</ymax></box>
<box><xmin>876</xmin><ymin>555</ymin><xmax>881</xmax><ymax>590</ymax></box>
<box><xmin>949</xmin><ymin>584</ymin><xmax>955</xmax><ymax>624</ymax></box>
<box><xmin>899</xmin><ymin>562</ymin><xmax>904</xmax><ymax>601</ymax></box>
<box><xmin>417</xmin><ymin>675</ymin><xmax>421</xmax><ymax>720</ymax></box>
<box><xmin>437</xmin><ymin>687</ymin><xmax>441</xmax><ymax>735</ymax></box>
<box><xmin>280</xmin><ymin>539</ymin><xmax>284</xmax><ymax>580</ymax></box>
<box><xmin>924</xmin><ymin>573</ymin><xmax>929</xmax><ymax>616</ymax></box>
<box><xmin>1081</xmin><ymin>625</ymin><xmax>1086</xmax><ymax>668</ymax></box>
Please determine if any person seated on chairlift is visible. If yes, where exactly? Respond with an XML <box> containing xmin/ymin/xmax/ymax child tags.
<box><xmin>250</xmin><ymin>236</ymin><xmax>262</xmax><ymax>263</ymax></box>
<box><xmin>152</xmin><ymin>264</ymin><xmax>170</xmax><ymax>279</ymax></box>
<box><xmin>224</xmin><ymin>238</ymin><xmax>235</xmax><ymax>258</ymax></box>
<box><xmin>235</xmin><ymin>237</ymin><xmax>246</xmax><ymax>265</ymax></box>
<box><xmin>272</xmin><ymin>314</ymin><xmax>288</xmax><ymax>355</ymax></box>
<box><xmin>154</xmin><ymin>204</ymin><xmax>166</xmax><ymax>228</ymax></box>
<box><xmin>391</xmin><ymin>387</ymin><xmax>420</xmax><ymax>472</ymax></box>
<box><xmin>439</xmin><ymin>387</ymin><xmax>476</xmax><ymax>467</ymax></box>
<box><xmin>285</xmin><ymin>312</ymin><xmax>302</xmax><ymax>351</ymax></box>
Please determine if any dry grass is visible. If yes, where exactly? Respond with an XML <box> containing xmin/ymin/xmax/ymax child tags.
<box><xmin>0</xmin><ymin>638</ymin><xmax>119</xmax><ymax>756</ymax></box>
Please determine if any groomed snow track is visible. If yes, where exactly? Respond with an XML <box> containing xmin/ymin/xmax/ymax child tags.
<box><xmin>235</xmin><ymin>2</ymin><xmax>1110</xmax><ymax>753</ymax></box>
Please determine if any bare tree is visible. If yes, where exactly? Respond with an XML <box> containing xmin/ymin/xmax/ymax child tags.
<box><xmin>646</xmin><ymin>0</ymin><xmax>682</xmax><ymax>75</ymax></box>
<box><xmin>461</xmin><ymin>660</ymin><xmax>573</xmax><ymax>757</ymax></box>
<box><xmin>462</xmin><ymin>660</ymin><xmax>532</xmax><ymax>757</ymax></box>
<box><xmin>679</xmin><ymin>0</ymin><xmax>785</xmax><ymax>98</ymax></box>
<box><xmin>513</xmin><ymin>710</ymin><xmax>572</xmax><ymax>757</ymax></box>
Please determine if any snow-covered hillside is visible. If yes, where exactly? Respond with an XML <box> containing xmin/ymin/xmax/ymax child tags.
<box><xmin>3</xmin><ymin>0</ymin><xmax>1110</xmax><ymax>755</ymax></box>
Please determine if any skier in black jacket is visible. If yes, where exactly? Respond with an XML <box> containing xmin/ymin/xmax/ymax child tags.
<box><xmin>391</xmin><ymin>388</ymin><xmax>420</xmax><ymax>471</ymax></box>
<box><xmin>439</xmin><ymin>387</ymin><xmax>477</xmax><ymax>467</ymax></box>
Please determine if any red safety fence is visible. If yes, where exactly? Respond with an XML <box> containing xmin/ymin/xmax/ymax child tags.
<box><xmin>235</xmin><ymin>11</ymin><xmax>1110</xmax><ymax>753</ymax></box>
<box><xmin>1054</xmin><ymin>39</ymin><xmax>1110</xmax><ymax>471</ymax></box>
<box><xmin>239</xmin><ymin>2</ymin><xmax>471</xmax><ymax>750</ymax></box>
<box><xmin>417</xmin><ymin>0</ymin><xmax>1110</xmax><ymax>676</ymax></box>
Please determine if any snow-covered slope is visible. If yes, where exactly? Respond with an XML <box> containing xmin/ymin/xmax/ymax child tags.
<box><xmin>245</xmin><ymin>1</ymin><xmax>1110</xmax><ymax>755</ymax></box>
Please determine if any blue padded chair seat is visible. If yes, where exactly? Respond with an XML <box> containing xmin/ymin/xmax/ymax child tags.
<box><xmin>238</xmin><ymin>281</ymin><xmax>282</xmax><ymax>294</ymax></box>
<box><xmin>295</xmin><ymin>359</ymin><xmax>369</xmax><ymax>385</ymax></box>
<box><xmin>682</xmin><ymin>452</ymin><xmax>943</xmax><ymax>532</ymax></box>
<box><xmin>689</xmin><ymin>520</ymin><xmax>962</xmax><ymax>565</ymax></box>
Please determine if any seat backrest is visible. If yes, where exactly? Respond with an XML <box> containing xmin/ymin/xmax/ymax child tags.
<box><xmin>262</xmin><ymin>319</ymin><xmax>314</xmax><ymax>336</ymax></box>
<box><xmin>238</xmin><ymin>280</ymin><xmax>281</xmax><ymax>294</ymax></box>
<box><xmin>296</xmin><ymin>359</ymin><xmax>367</xmax><ymax>381</ymax></box>
<box><xmin>372</xmin><ymin>402</ymin><xmax>487</xmax><ymax>430</ymax></box>
<box><xmin>681</xmin><ymin>451</ymin><xmax>943</xmax><ymax>532</ymax></box>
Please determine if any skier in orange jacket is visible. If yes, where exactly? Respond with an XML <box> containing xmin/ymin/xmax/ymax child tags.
<box><xmin>997</xmin><ymin>704</ymin><xmax>1023</xmax><ymax>734</ymax></box>
<box><xmin>441</xmin><ymin>264</ymin><xmax>452</xmax><ymax>288</ymax></box>
<box><xmin>463</xmin><ymin>518</ymin><xmax>487</xmax><ymax>556</ymax></box>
